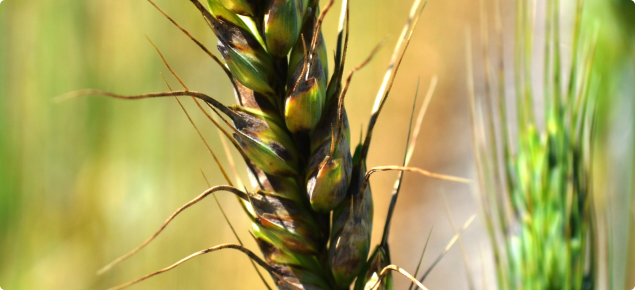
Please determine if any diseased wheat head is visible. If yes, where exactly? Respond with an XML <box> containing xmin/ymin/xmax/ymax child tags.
<box><xmin>468</xmin><ymin>0</ymin><xmax>599</xmax><ymax>289</ymax></box>
<box><xmin>61</xmin><ymin>0</ymin><xmax>476</xmax><ymax>289</ymax></box>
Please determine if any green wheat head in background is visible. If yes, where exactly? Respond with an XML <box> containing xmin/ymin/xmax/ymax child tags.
<box><xmin>468</xmin><ymin>0</ymin><xmax>600</xmax><ymax>289</ymax></box>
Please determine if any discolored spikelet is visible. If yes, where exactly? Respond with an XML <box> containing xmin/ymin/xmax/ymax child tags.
<box><xmin>305</xmin><ymin>148</ymin><xmax>352</xmax><ymax>212</ymax></box>
<box><xmin>229</xmin><ymin>106</ymin><xmax>300</xmax><ymax>176</ymax></box>
<box><xmin>284</xmin><ymin>61</ymin><xmax>326</xmax><ymax>134</ymax></box>
<box><xmin>250</xmin><ymin>189</ymin><xmax>324</xmax><ymax>255</ymax></box>
<box><xmin>209</xmin><ymin>1</ymin><xmax>278</xmax><ymax>95</ymax></box>
<box><xmin>247</xmin><ymin>165</ymin><xmax>333</xmax><ymax>288</ymax></box>
<box><xmin>305</xmin><ymin>102</ymin><xmax>352</xmax><ymax>212</ymax></box>
<box><xmin>328</xmin><ymin>145</ymin><xmax>373</xmax><ymax>287</ymax></box>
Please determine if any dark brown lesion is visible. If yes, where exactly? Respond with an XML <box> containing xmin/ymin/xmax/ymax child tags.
<box><xmin>268</xmin><ymin>142</ymin><xmax>294</xmax><ymax>162</ymax></box>
<box><xmin>231</xmin><ymin>108</ymin><xmax>298</xmax><ymax>162</ymax></box>
<box><xmin>236</xmin><ymin>80</ymin><xmax>279</xmax><ymax>113</ymax></box>
<box><xmin>213</xmin><ymin>17</ymin><xmax>261</xmax><ymax>53</ymax></box>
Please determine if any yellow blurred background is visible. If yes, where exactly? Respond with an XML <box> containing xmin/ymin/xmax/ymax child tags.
<box><xmin>0</xmin><ymin>0</ymin><xmax>633</xmax><ymax>289</ymax></box>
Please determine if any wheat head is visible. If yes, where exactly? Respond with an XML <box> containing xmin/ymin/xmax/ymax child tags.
<box><xmin>468</xmin><ymin>0</ymin><xmax>599</xmax><ymax>289</ymax></box>
<box><xmin>66</xmin><ymin>0</ymin><xmax>477</xmax><ymax>289</ymax></box>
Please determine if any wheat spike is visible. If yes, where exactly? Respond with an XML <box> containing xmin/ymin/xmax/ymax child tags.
<box><xmin>72</xmin><ymin>0</ymin><xmax>478</xmax><ymax>288</ymax></box>
<box><xmin>470</xmin><ymin>0</ymin><xmax>600</xmax><ymax>289</ymax></box>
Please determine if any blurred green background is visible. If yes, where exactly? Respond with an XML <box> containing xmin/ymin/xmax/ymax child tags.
<box><xmin>0</xmin><ymin>0</ymin><xmax>632</xmax><ymax>289</ymax></box>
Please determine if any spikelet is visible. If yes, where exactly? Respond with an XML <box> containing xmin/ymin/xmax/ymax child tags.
<box><xmin>229</xmin><ymin>106</ymin><xmax>300</xmax><ymax>176</ymax></box>
<box><xmin>208</xmin><ymin>0</ymin><xmax>278</xmax><ymax>95</ymax></box>
<box><xmin>264</xmin><ymin>0</ymin><xmax>309</xmax><ymax>57</ymax></box>
<box><xmin>305</xmin><ymin>100</ymin><xmax>352</xmax><ymax>212</ymax></box>
<box><xmin>284</xmin><ymin>55</ymin><xmax>326</xmax><ymax>134</ymax></box>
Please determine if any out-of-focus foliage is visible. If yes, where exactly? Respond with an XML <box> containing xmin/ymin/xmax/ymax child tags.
<box><xmin>609</xmin><ymin>0</ymin><xmax>635</xmax><ymax>31</ymax></box>
<box><xmin>0</xmin><ymin>1</ymin><xmax>257</xmax><ymax>289</ymax></box>
<box><xmin>585</xmin><ymin>0</ymin><xmax>635</xmax><ymax>288</ymax></box>
<box><xmin>469</xmin><ymin>0</ymin><xmax>600</xmax><ymax>288</ymax></box>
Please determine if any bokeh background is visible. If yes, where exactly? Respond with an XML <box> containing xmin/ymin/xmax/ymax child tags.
<box><xmin>0</xmin><ymin>0</ymin><xmax>633</xmax><ymax>289</ymax></box>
